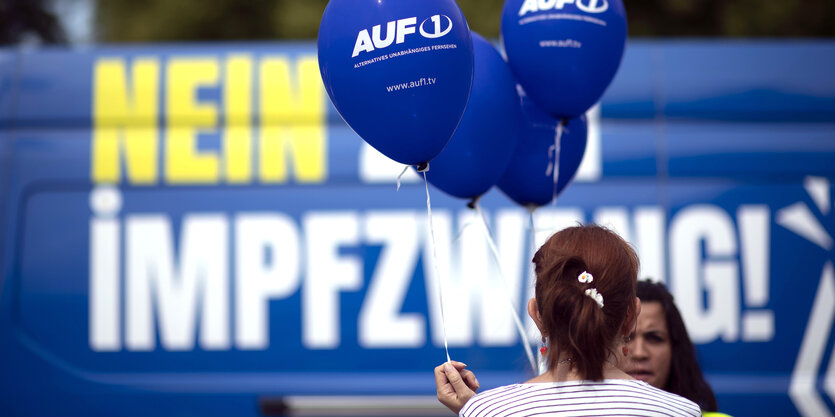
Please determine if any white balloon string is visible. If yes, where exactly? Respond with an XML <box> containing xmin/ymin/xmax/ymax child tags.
<box><xmin>527</xmin><ymin>205</ymin><xmax>542</xmax><ymax>373</ymax></box>
<box><xmin>474</xmin><ymin>202</ymin><xmax>538</xmax><ymax>374</ymax></box>
<box><xmin>396</xmin><ymin>166</ymin><xmax>410</xmax><ymax>191</ymax></box>
<box><xmin>528</xmin><ymin>207</ymin><xmax>537</xmax><ymax>257</ymax></box>
<box><xmin>551</xmin><ymin>120</ymin><xmax>564</xmax><ymax>207</ymax></box>
<box><xmin>423</xmin><ymin>171</ymin><xmax>451</xmax><ymax>363</ymax></box>
<box><xmin>453</xmin><ymin>218</ymin><xmax>477</xmax><ymax>243</ymax></box>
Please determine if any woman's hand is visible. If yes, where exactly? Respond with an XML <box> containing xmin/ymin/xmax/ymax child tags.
<box><xmin>435</xmin><ymin>361</ymin><xmax>479</xmax><ymax>414</ymax></box>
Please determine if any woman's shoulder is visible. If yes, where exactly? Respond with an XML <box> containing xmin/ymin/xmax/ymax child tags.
<box><xmin>459</xmin><ymin>380</ymin><xmax>702</xmax><ymax>417</ymax></box>
<box><xmin>458</xmin><ymin>383</ymin><xmax>539</xmax><ymax>416</ymax></box>
<box><xmin>465</xmin><ymin>383</ymin><xmax>532</xmax><ymax>403</ymax></box>
<box><xmin>616</xmin><ymin>380</ymin><xmax>703</xmax><ymax>416</ymax></box>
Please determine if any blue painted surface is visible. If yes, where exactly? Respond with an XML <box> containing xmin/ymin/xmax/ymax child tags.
<box><xmin>0</xmin><ymin>41</ymin><xmax>834</xmax><ymax>417</ymax></box>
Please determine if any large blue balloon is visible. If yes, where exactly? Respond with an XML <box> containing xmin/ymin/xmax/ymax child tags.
<box><xmin>424</xmin><ymin>32</ymin><xmax>524</xmax><ymax>200</ymax></box>
<box><xmin>318</xmin><ymin>0</ymin><xmax>474</xmax><ymax>166</ymax></box>
<box><xmin>497</xmin><ymin>94</ymin><xmax>588</xmax><ymax>208</ymax></box>
<box><xmin>501</xmin><ymin>0</ymin><xmax>627</xmax><ymax>118</ymax></box>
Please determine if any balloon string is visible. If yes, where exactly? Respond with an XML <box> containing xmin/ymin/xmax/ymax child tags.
<box><xmin>474</xmin><ymin>203</ymin><xmax>538</xmax><ymax>374</ymax></box>
<box><xmin>453</xmin><ymin>219</ymin><xmax>477</xmax><ymax>243</ymax></box>
<box><xmin>396</xmin><ymin>166</ymin><xmax>410</xmax><ymax>191</ymax></box>
<box><xmin>528</xmin><ymin>205</ymin><xmax>543</xmax><ymax>373</ymax></box>
<box><xmin>550</xmin><ymin>120</ymin><xmax>564</xmax><ymax>207</ymax></box>
<box><xmin>528</xmin><ymin>207</ymin><xmax>537</xmax><ymax>258</ymax></box>
<box><xmin>423</xmin><ymin>171</ymin><xmax>451</xmax><ymax>363</ymax></box>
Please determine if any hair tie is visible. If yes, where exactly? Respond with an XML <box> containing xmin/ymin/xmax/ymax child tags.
<box><xmin>578</xmin><ymin>271</ymin><xmax>604</xmax><ymax>308</ymax></box>
<box><xmin>578</xmin><ymin>271</ymin><xmax>593</xmax><ymax>284</ymax></box>
<box><xmin>584</xmin><ymin>288</ymin><xmax>604</xmax><ymax>308</ymax></box>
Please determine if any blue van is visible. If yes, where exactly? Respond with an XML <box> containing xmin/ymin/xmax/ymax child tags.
<box><xmin>0</xmin><ymin>40</ymin><xmax>834</xmax><ymax>416</ymax></box>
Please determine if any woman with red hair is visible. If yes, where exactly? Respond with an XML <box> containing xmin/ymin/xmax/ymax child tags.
<box><xmin>435</xmin><ymin>224</ymin><xmax>701</xmax><ymax>416</ymax></box>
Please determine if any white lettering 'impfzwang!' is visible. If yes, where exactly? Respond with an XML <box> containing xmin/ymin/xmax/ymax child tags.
<box><xmin>352</xmin><ymin>15</ymin><xmax>454</xmax><ymax>58</ymax></box>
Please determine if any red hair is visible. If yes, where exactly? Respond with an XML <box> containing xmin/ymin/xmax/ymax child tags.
<box><xmin>533</xmin><ymin>224</ymin><xmax>639</xmax><ymax>380</ymax></box>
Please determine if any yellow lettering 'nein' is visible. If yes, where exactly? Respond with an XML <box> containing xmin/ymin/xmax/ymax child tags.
<box><xmin>92</xmin><ymin>58</ymin><xmax>160</xmax><ymax>184</ymax></box>
<box><xmin>91</xmin><ymin>54</ymin><xmax>328</xmax><ymax>186</ymax></box>
<box><xmin>165</xmin><ymin>57</ymin><xmax>220</xmax><ymax>184</ymax></box>
<box><xmin>224</xmin><ymin>55</ymin><xmax>253</xmax><ymax>184</ymax></box>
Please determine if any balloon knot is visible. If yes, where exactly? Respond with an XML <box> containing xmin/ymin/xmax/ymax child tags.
<box><xmin>416</xmin><ymin>162</ymin><xmax>429</xmax><ymax>172</ymax></box>
<box><xmin>467</xmin><ymin>195</ymin><xmax>481</xmax><ymax>210</ymax></box>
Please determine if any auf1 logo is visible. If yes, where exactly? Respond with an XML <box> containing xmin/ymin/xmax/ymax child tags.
<box><xmin>352</xmin><ymin>15</ymin><xmax>453</xmax><ymax>58</ymax></box>
<box><xmin>420</xmin><ymin>15</ymin><xmax>453</xmax><ymax>39</ymax></box>
<box><xmin>519</xmin><ymin>0</ymin><xmax>609</xmax><ymax>16</ymax></box>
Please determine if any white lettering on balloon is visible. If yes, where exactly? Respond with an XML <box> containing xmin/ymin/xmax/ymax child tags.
<box><xmin>519</xmin><ymin>0</ymin><xmax>609</xmax><ymax>17</ymax></box>
<box><xmin>352</xmin><ymin>15</ymin><xmax>453</xmax><ymax>58</ymax></box>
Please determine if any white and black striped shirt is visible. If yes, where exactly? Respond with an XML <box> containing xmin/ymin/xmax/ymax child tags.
<box><xmin>460</xmin><ymin>379</ymin><xmax>702</xmax><ymax>417</ymax></box>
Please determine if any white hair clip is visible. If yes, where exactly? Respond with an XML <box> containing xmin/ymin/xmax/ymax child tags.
<box><xmin>584</xmin><ymin>288</ymin><xmax>604</xmax><ymax>308</ymax></box>
<box><xmin>578</xmin><ymin>271</ymin><xmax>593</xmax><ymax>284</ymax></box>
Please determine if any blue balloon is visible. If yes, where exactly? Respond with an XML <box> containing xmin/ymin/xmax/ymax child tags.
<box><xmin>497</xmin><ymin>94</ymin><xmax>588</xmax><ymax>208</ymax></box>
<box><xmin>501</xmin><ymin>0</ymin><xmax>627</xmax><ymax>118</ymax></box>
<box><xmin>318</xmin><ymin>0</ymin><xmax>474</xmax><ymax>166</ymax></box>
<box><xmin>424</xmin><ymin>32</ymin><xmax>524</xmax><ymax>200</ymax></box>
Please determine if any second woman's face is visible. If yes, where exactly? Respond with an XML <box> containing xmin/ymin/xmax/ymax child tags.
<box><xmin>624</xmin><ymin>301</ymin><xmax>672</xmax><ymax>389</ymax></box>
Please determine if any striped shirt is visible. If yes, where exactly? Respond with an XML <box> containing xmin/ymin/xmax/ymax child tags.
<box><xmin>459</xmin><ymin>379</ymin><xmax>702</xmax><ymax>417</ymax></box>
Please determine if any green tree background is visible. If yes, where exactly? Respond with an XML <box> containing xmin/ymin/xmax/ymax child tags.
<box><xmin>94</xmin><ymin>0</ymin><xmax>835</xmax><ymax>42</ymax></box>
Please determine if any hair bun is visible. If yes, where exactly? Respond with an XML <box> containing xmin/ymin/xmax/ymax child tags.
<box><xmin>545</xmin><ymin>255</ymin><xmax>589</xmax><ymax>286</ymax></box>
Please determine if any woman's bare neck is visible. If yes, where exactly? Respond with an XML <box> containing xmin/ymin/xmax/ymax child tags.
<box><xmin>525</xmin><ymin>357</ymin><xmax>634</xmax><ymax>384</ymax></box>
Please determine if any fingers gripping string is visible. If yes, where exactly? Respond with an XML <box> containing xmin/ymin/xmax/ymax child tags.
<box><xmin>423</xmin><ymin>170</ymin><xmax>451</xmax><ymax>363</ymax></box>
<box><xmin>474</xmin><ymin>202</ymin><xmax>538</xmax><ymax>374</ymax></box>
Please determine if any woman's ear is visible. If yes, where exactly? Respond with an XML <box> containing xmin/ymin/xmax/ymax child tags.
<box><xmin>622</xmin><ymin>297</ymin><xmax>641</xmax><ymax>336</ymax></box>
<box><xmin>527</xmin><ymin>298</ymin><xmax>545</xmax><ymax>335</ymax></box>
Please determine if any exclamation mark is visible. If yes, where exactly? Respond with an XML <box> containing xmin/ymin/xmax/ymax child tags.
<box><xmin>738</xmin><ymin>205</ymin><xmax>774</xmax><ymax>342</ymax></box>
<box><xmin>89</xmin><ymin>186</ymin><xmax>123</xmax><ymax>351</ymax></box>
